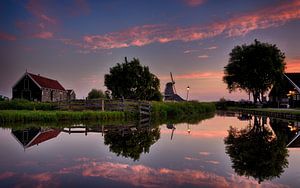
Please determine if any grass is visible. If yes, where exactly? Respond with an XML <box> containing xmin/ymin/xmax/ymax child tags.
<box><xmin>0</xmin><ymin>100</ymin><xmax>216</xmax><ymax>124</ymax></box>
<box><xmin>0</xmin><ymin>110</ymin><xmax>136</xmax><ymax>123</ymax></box>
<box><xmin>0</xmin><ymin>99</ymin><xmax>57</xmax><ymax>110</ymax></box>
<box><xmin>151</xmin><ymin>101</ymin><xmax>216</xmax><ymax>121</ymax></box>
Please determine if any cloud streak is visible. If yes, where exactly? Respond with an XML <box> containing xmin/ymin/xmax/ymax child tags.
<box><xmin>63</xmin><ymin>0</ymin><xmax>300</xmax><ymax>51</ymax></box>
<box><xmin>0</xmin><ymin>32</ymin><xmax>17</xmax><ymax>41</ymax></box>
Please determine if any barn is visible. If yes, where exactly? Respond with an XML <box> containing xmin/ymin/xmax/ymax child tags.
<box><xmin>12</xmin><ymin>71</ymin><xmax>75</xmax><ymax>102</ymax></box>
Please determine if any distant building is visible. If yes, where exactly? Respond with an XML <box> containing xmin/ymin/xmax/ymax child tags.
<box><xmin>269</xmin><ymin>73</ymin><xmax>300</xmax><ymax>108</ymax></box>
<box><xmin>12</xmin><ymin>72</ymin><xmax>75</xmax><ymax>102</ymax></box>
<box><xmin>67</xmin><ymin>89</ymin><xmax>76</xmax><ymax>101</ymax></box>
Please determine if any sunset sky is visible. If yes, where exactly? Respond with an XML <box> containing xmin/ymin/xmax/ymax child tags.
<box><xmin>1</xmin><ymin>0</ymin><xmax>300</xmax><ymax>101</ymax></box>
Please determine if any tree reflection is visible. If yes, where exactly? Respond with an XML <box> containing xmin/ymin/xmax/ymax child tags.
<box><xmin>224</xmin><ymin>116</ymin><xmax>289</xmax><ymax>183</ymax></box>
<box><xmin>104</xmin><ymin>126</ymin><xmax>160</xmax><ymax>161</ymax></box>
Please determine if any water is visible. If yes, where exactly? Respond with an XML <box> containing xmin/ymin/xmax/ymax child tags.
<box><xmin>0</xmin><ymin>113</ymin><xmax>300</xmax><ymax>188</ymax></box>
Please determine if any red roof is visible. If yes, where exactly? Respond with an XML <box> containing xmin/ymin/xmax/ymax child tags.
<box><xmin>28</xmin><ymin>73</ymin><xmax>65</xmax><ymax>91</ymax></box>
<box><xmin>27</xmin><ymin>129</ymin><xmax>61</xmax><ymax>148</ymax></box>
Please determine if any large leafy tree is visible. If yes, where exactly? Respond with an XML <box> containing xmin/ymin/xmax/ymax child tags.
<box><xmin>105</xmin><ymin>57</ymin><xmax>162</xmax><ymax>101</ymax></box>
<box><xmin>223</xmin><ymin>40</ymin><xmax>285</xmax><ymax>103</ymax></box>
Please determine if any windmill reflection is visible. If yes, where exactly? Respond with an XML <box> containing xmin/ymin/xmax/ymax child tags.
<box><xmin>166</xmin><ymin>124</ymin><xmax>176</xmax><ymax>140</ymax></box>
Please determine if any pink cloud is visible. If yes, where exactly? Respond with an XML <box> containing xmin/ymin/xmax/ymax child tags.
<box><xmin>32</xmin><ymin>31</ymin><xmax>53</xmax><ymax>39</ymax></box>
<box><xmin>160</xmin><ymin>129</ymin><xmax>227</xmax><ymax>138</ymax></box>
<box><xmin>64</xmin><ymin>0</ymin><xmax>300</xmax><ymax>51</ymax></box>
<box><xmin>198</xmin><ymin>54</ymin><xmax>209</xmax><ymax>58</ymax></box>
<box><xmin>286</xmin><ymin>58</ymin><xmax>300</xmax><ymax>72</ymax></box>
<box><xmin>205</xmin><ymin>46</ymin><xmax>218</xmax><ymax>50</ymax></box>
<box><xmin>0</xmin><ymin>32</ymin><xmax>17</xmax><ymax>41</ymax></box>
<box><xmin>0</xmin><ymin>171</ymin><xmax>16</xmax><ymax>180</ymax></box>
<box><xmin>184</xmin><ymin>0</ymin><xmax>206</xmax><ymax>7</ymax></box>
<box><xmin>59</xmin><ymin>161</ymin><xmax>287</xmax><ymax>188</ymax></box>
<box><xmin>199</xmin><ymin>151</ymin><xmax>211</xmax><ymax>156</ymax></box>
<box><xmin>176</xmin><ymin>71</ymin><xmax>223</xmax><ymax>79</ymax></box>
<box><xmin>26</xmin><ymin>0</ymin><xmax>57</xmax><ymax>24</ymax></box>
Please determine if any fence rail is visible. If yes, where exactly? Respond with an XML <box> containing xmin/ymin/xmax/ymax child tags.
<box><xmin>56</xmin><ymin>99</ymin><xmax>151</xmax><ymax>116</ymax></box>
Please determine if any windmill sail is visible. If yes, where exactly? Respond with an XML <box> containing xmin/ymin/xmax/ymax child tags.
<box><xmin>170</xmin><ymin>72</ymin><xmax>177</xmax><ymax>94</ymax></box>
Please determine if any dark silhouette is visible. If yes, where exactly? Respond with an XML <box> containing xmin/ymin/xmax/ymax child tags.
<box><xmin>87</xmin><ymin>89</ymin><xmax>106</xmax><ymax>99</ymax></box>
<box><xmin>104</xmin><ymin>126</ymin><xmax>160</xmax><ymax>161</ymax></box>
<box><xmin>224</xmin><ymin>116</ymin><xmax>289</xmax><ymax>183</ymax></box>
<box><xmin>104</xmin><ymin>57</ymin><xmax>162</xmax><ymax>101</ymax></box>
<box><xmin>223</xmin><ymin>40</ymin><xmax>285</xmax><ymax>103</ymax></box>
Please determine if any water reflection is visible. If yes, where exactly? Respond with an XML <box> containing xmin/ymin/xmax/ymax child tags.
<box><xmin>11</xmin><ymin>128</ymin><xmax>60</xmax><ymax>150</ymax></box>
<box><xmin>2</xmin><ymin>113</ymin><xmax>300</xmax><ymax>187</ymax></box>
<box><xmin>104</xmin><ymin>126</ymin><xmax>160</xmax><ymax>161</ymax></box>
<box><xmin>224</xmin><ymin>116</ymin><xmax>289</xmax><ymax>183</ymax></box>
<box><xmin>8</xmin><ymin>121</ymin><xmax>161</xmax><ymax>161</ymax></box>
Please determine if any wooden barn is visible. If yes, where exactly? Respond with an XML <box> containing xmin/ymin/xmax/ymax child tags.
<box><xmin>12</xmin><ymin>72</ymin><xmax>75</xmax><ymax>102</ymax></box>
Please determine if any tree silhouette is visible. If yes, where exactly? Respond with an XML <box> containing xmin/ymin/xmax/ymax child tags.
<box><xmin>223</xmin><ymin>40</ymin><xmax>285</xmax><ymax>103</ymax></box>
<box><xmin>224</xmin><ymin>116</ymin><xmax>289</xmax><ymax>183</ymax></box>
<box><xmin>104</xmin><ymin>57</ymin><xmax>162</xmax><ymax>101</ymax></box>
<box><xmin>104</xmin><ymin>126</ymin><xmax>160</xmax><ymax>161</ymax></box>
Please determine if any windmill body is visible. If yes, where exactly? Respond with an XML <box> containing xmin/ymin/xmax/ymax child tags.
<box><xmin>164</xmin><ymin>72</ymin><xmax>185</xmax><ymax>101</ymax></box>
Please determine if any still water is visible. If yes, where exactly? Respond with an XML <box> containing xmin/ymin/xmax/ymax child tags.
<box><xmin>0</xmin><ymin>113</ymin><xmax>300</xmax><ymax>188</ymax></box>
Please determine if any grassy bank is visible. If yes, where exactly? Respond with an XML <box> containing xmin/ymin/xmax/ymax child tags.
<box><xmin>0</xmin><ymin>101</ymin><xmax>216</xmax><ymax>124</ymax></box>
<box><xmin>0</xmin><ymin>99</ymin><xmax>57</xmax><ymax>110</ymax></box>
<box><xmin>227</xmin><ymin>107</ymin><xmax>300</xmax><ymax>115</ymax></box>
<box><xmin>151</xmin><ymin>101</ymin><xmax>216</xmax><ymax>120</ymax></box>
<box><xmin>0</xmin><ymin>110</ymin><xmax>135</xmax><ymax>123</ymax></box>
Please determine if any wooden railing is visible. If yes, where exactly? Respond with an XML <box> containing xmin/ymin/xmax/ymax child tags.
<box><xmin>56</xmin><ymin>99</ymin><xmax>151</xmax><ymax>116</ymax></box>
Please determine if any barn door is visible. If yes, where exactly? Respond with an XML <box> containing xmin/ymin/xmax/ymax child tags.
<box><xmin>22</xmin><ymin>91</ymin><xmax>31</xmax><ymax>100</ymax></box>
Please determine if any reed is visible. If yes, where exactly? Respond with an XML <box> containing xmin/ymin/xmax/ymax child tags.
<box><xmin>151</xmin><ymin>101</ymin><xmax>216</xmax><ymax>120</ymax></box>
<box><xmin>0</xmin><ymin>110</ymin><xmax>134</xmax><ymax>123</ymax></box>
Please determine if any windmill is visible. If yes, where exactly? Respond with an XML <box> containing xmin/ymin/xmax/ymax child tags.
<box><xmin>170</xmin><ymin>72</ymin><xmax>177</xmax><ymax>95</ymax></box>
<box><xmin>164</xmin><ymin>72</ymin><xmax>185</xmax><ymax>101</ymax></box>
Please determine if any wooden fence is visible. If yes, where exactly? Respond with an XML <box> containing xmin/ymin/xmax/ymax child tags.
<box><xmin>56</xmin><ymin>99</ymin><xmax>151</xmax><ymax>116</ymax></box>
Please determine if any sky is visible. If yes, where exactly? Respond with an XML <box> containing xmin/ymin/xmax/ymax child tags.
<box><xmin>1</xmin><ymin>0</ymin><xmax>300</xmax><ymax>101</ymax></box>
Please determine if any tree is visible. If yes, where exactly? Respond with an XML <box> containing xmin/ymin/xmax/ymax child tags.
<box><xmin>224</xmin><ymin>116</ymin><xmax>289</xmax><ymax>183</ymax></box>
<box><xmin>104</xmin><ymin>57</ymin><xmax>162</xmax><ymax>101</ymax></box>
<box><xmin>87</xmin><ymin>89</ymin><xmax>106</xmax><ymax>99</ymax></box>
<box><xmin>223</xmin><ymin>40</ymin><xmax>285</xmax><ymax>103</ymax></box>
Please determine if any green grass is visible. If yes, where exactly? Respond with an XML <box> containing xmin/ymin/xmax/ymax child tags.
<box><xmin>0</xmin><ymin>99</ymin><xmax>57</xmax><ymax>110</ymax></box>
<box><xmin>0</xmin><ymin>110</ymin><xmax>135</xmax><ymax>123</ymax></box>
<box><xmin>0</xmin><ymin>101</ymin><xmax>216</xmax><ymax>124</ymax></box>
<box><xmin>151</xmin><ymin>101</ymin><xmax>216</xmax><ymax>120</ymax></box>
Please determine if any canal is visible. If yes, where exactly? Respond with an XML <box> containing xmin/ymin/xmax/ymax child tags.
<box><xmin>0</xmin><ymin>112</ymin><xmax>299</xmax><ymax>187</ymax></box>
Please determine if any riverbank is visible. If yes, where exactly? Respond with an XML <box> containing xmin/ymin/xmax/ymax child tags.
<box><xmin>228</xmin><ymin>107</ymin><xmax>300</xmax><ymax>121</ymax></box>
<box><xmin>0</xmin><ymin>101</ymin><xmax>216</xmax><ymax>123</ymax></box>
<box><xmin>151</xmin><ymin>101</ymin><xmax>216</xmax><ymax>120</ymax></box>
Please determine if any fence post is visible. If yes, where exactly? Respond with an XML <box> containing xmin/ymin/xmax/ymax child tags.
<box><xmin>101</xmin><ymin>99</ymin><xmax>105</xmax><ymax>111</ymax></box>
